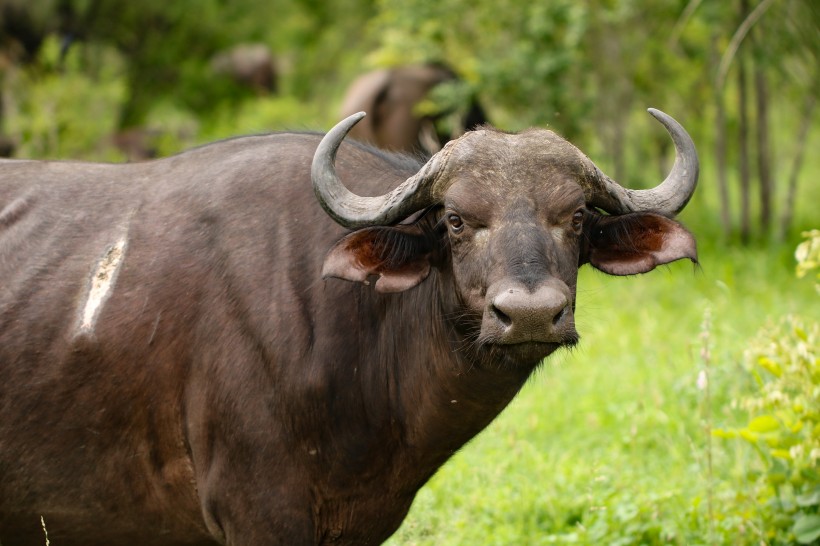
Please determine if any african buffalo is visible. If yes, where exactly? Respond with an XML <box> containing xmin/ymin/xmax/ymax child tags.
<box><xmin>0</xmin><ymin>108</ymin><xmax>698</xmax><ymax>545</ymax></box>
<box><xmin>339</xmin><ymin>63</ymin><xmax>487</xmax><ymax>155</ymax></box>
<box><xmin>210</xmin><ymin>43</ymin><xmax>277</xmax><ymax>95</ymax></box>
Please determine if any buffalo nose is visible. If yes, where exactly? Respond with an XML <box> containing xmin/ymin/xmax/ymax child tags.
<box><xmin>483</xmin><ymin>282</ymin><xmax>573</xmax><ymax>344</ymax></box>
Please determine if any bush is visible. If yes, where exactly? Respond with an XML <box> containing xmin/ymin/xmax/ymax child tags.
<box><xmin>714</xmin><ymin>231</ymin><xmax>820</xmax><ymax>544</ymax></box>
<box><xmin>4</xmin><ymin>35</ymin><xmax>127</xmax><ymax>161</ymax></box>
<box><xmin>795</xmin><ymin>230</ymin><xmax>820</xmax><ymax>295</ymax></box>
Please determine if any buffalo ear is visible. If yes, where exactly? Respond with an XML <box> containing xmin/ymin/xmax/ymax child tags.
<box><xmin>322</xmin><ymin>225</ymin><xmax>435</xmax><ymax>293</ymax></box>
<box><xmin>584</xmin><ymin>212</ymin><xmax>697</xmax><ymax>276</ymax></box>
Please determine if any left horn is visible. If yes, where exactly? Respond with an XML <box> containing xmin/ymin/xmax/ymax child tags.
<box><xmin>311</xmin><ymin>112</ymin><xmax>446</xmax><ymax>229</ymax></box>
<box><xmin>587</xmin><ymin>108</ymin><xmax>699</xmax><ymax>216</ymax></box>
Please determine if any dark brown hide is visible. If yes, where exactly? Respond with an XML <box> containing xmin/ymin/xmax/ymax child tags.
<box><xmin>339</xmin><ymin>64</ymin><xmax>486</xmax><ymax>154</ymax></box>
<box><xmin>0</xmin><ymin>120</ymin><xmax>696</xmax><ymax>545</ymax></box>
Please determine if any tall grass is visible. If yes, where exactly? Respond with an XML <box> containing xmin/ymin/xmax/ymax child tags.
<box><xmin>386</xmin><ymin>235</ymin><xmax>817</xmax><ymax>545</ymax></box>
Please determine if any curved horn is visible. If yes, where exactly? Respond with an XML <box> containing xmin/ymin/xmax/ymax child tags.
<box><xmin>311</xmin><ymin>112</ymin><xmax>447</xmax><ymax>229</ymax></box>
<box><xmin>588</xmin><ymin>108</ymin><xmax>699</xmax><ymax>217</ymax></box>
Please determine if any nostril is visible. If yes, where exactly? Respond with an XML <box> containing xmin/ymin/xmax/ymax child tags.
<box><xmin>552</xmin><ymin>305</ymin><xmax>569</xmax><ymax>326</ymax></box>
<box><xmin>490</xmin><ymin>304</ymin><xmax>512</xmax><ymax>327</ymax></box>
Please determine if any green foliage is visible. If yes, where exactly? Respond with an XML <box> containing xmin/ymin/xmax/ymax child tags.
<box><xmin>367</xmin><ymin>0</ymin><xmax>819</xmax><ymax>235</ymax></box>
<box><xmin>28</xmin><ymin>0</ymin><xmax>376</xmax><ymax>129</ymax></box>
<box><xmin>4</xmin><ymin>35</ymin><xmax>127</xmax><ymax>161</ymax></box>
<box><xmin>714</xmin><ymin>315</ymin><xmax>819</xmax><ymax>544</ymax></box>
<box><xmin>796</xmin><ymin>230</ymin><xmax>820</xmax><ymax>294</ymax></box>
<box><xmin>202</xmin><ymin>95</ymin><xmax>326</xmax><ymax>140</ymax></box>
<box><xmin>368</xmin><ymin>0</ymin><xmax>589</xmax><ymax>134</ymax></box>
<box><xmin>59</xmin><ymin>0</ymin><xmax>274</xmax><ymax>126</ymax></box>
<box><xmin>708</xmin><ymin>235</ymin><xmax>820</xmax><ymax>544</ymax></box>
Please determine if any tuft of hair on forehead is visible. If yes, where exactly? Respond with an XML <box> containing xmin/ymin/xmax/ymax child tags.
<box><xmin>451</xmin><ymin>126</ymin><xmax>593</xmax><ymax>177</ymax></box>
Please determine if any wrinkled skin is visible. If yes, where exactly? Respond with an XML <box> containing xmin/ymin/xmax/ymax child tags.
<box><xmin>0</xmin><ymin>121</ymin><xmax>696</xmax><ymax>546</ymax></box>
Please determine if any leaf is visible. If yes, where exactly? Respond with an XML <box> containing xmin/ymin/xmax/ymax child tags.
<box><xmin>767</xmin><ymin>470</ymin><xmax>788</xmax><ymax>486</ymax></box>
<box><xmin>793</xmin><ymin>514</ymin><xmax>820</xmax><ymax>544</ymax></box>
<box><xmin>748</xmin><ymin>415</ymin><xmax>780</xmax><ymax>433</ymax></box>
<box><xmin>795</xmin><ymin>241</ymin><xmax>809</xmax><ymax>263</ymax></box>
<box><xmin>771</xmin><ymin>449</ymin><xmax>792</xmax><ymax>460</ymax></box>
<box><xmin>739</xmin><ymin>429</ymin><xmax>759</xmax><ymax>443</ymax></box>
<box><xmin>757</xmin><ymin>356</ymin><xmax>782</xmax><ymax>377</ymax></box>
<box><xmin>797</xmin><ymin>487</ymin><xmax>820</xmax><ymax>508</ymax></box>
<box><xmin>711</xmin><ymin>428</ymin><xmax>738</xmax><ymax>439</ymax></box>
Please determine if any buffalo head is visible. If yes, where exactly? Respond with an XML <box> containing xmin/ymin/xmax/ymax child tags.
<box><xmin>312</xmin><ymin>109</ymin><xmax>698</xmax><ymax>367</ymax></box>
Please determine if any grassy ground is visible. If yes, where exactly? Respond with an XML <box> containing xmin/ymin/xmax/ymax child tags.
<box><xmin>385</xmin><ymin>232</ymin><xmax>818</xmax><ymax>545</ymax></box>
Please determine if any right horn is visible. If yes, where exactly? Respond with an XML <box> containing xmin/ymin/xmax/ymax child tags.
<box><xmin>311</xmin><ymin>112</ymin><xmax>449</xmax><ymax>229</ymax></box>
<box><xmin>588</xmin><ymin>108</ymin><xmax>699</xmax><ymax>217</ymax></box>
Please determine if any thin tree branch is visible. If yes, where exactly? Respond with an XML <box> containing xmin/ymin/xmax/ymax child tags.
<box><xmin>717</xmin><ymin>0</ymin><xmax>778</xmax><ymax>89</ymax></box>
<box><xmin>780</xmin><ymin>90</ymin><xmax>817</xmax><ymax>240</ymax></box>
<box><xmin>668</xmin><ymin>0</ymin><xmax>705</xmax><ymax>50</ymax></box>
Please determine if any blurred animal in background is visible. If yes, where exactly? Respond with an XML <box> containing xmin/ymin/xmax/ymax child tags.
<box><xmin>210</xmin><ymin>43</ymin><xmax>277</xmax><ymax>95</ymax></box>
<box><xmin>110</xmin><ymin>128</ymin><xmax>160</xmax><ymax>162</ymax></box>
<box><xmin>0</xmin><ymin>135</ymin><xmax>16</xmax><ymax>158</ymax></box>
<box><xmin>339</xmin><ymin>63</ymin><xmax>487</xmax><ymax>155</ymax></box>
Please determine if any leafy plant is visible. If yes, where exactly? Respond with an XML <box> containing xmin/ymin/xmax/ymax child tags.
<box><xmin>714</xmin><ymin>231</ymin><xmax>820</xmax><ymax>544</ymax></box>
<box><xmin>4</xmin><ymin>35</ymin><xmax>127</xmax><ymax>161</ymax></box>
<box><xmin>796</xmin><ymin>230</ymin><xmax>820</xmax><ymax>294</ymax></box>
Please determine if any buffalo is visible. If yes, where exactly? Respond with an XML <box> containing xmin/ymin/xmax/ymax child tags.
<box><xmin>0</xmin><ymin>108</ymin><xmax>698</xmax><ymax>545</ymax></box>
<box><xmin>339</xmin><ymin>63</ymin><xmax>487</xmax><ymax>155</ymax></box>
<box><xmin>210</xmin><ymin>43</ymin><xmax>278</xmax><ymax>95</ymax></box>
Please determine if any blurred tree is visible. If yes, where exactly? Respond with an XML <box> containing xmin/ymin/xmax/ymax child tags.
<box><xmin>0</xmin><ymin>0</ymin><xmax>63</xmax><ymax>62</ymax></box>
<box><xmin>0</xmin><ymin>0</ymin><xmax>64</xmax><ymax>156</ymax></box>
<box><xmin>368</xmin><ymin>0</ymin><xmax>818</xmax><ymax>241</ymax></box>
<box><xmin>1</xmin><ymin>0</ymin><xmax>817</xmax><ymax>241</ymax></box>
<box><xmin>369</xmin><ymin>0</ymin><xmax>718</xmax><ymax>182</ymax></box>
<box><xmin>711</xmin><ymin>0</ymin><xmax>818</xmax><ymax>241</ymax></box>
<box><xmin>751</xmin><ymin>23</ymin><xmax>772</xmax><ymax>234</ymax></box>
<box><xmin>775</xmin><ymin>0</ymin><xmax>819</xmax><ymax>239</ymax></box>
<box><xmin>2</xmin><ymin>0</ymin><xmax>377</xmax><ymax>130</ymax></box>
<box><xmin>709</xmin><ymin>32</ymin><xmax>732</xmax><ymax>235</ymax></box>
<box><xmin>57</xmin><ymin>0</ymin><xmax>272</xmax><ymax>127</ymax></box>
<box><xmin>736</xmin><ymin>0</ymin><xmax>752</xmax><ymax>244</ymax></box>
<box><xmin>368</xmin><ymin>0</ymin><xmax>588</xmax><ymax>136</ymax></box>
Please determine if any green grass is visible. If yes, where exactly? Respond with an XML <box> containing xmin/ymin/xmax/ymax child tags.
<box><xmin>386</xmin><ymin>238</ymin><xmax>818</xmax><ymax>545</ymax></box>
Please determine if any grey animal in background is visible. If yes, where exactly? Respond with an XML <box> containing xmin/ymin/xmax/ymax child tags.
<box><xmin>0</xmin><ymin>108</ymin><xmax>697</xmax><ymax>545</ymax></box>
<box><xmin>339</xmin><ymin>63</ymin><xmax>487</xmax><ymax>155</ymax></box>
<box><xmin>210</xmin><ymin>43</ymin><xmax>277</xmax><ymax>94</ymax></box>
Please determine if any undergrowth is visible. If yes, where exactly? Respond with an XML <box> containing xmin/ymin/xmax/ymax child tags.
<box><xmin>711</xmin><ymin>231</ymin><xmax>820</xmax><ymax>544</ymax></box>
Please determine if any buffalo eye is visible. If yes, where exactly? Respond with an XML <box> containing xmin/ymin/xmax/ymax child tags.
<box><xmin>447</xmin><ymin>213</ymin><xmax>464</xmax><ymax>233</ymax></box>
<box><xmin>571</xmin><ymin>210</ymin><xmax>584</xmax><ymax>232</ymax></box>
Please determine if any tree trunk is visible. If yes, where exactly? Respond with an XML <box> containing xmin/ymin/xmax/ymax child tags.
<box><xmin>711</xmin><ymin>34</ymin><xmax>732</xmax><ymax>237</ymax></box>
<box><xmin>753</xmin><ymin>32</ymin><xmax>772</xmax><ymax>234</ymax></box>
<box><xmin>780</xmin><ymin>91</ymin><xmax>817</xmax><ymax>240</ymax></box>
<box><xmin>737</xmin><ymin>43</ymin><xmax>751</xmax><ymax>244</ymax></box>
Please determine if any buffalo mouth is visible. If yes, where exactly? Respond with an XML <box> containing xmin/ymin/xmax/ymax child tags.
<box><xmin>478</xmin><ymin>334</ymin><xmax>580</xmax><ymax>369</ymax></box>
<box><xmin>451</xmin><ymin>303</ymin><xmax>579</xmax><ymax>369</ymax></box>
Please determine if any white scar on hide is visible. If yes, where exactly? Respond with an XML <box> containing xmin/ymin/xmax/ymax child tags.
<box><xmin>77</xmin><ymin>236</ymin><xmax>128</xmax><ymax>334</ymax></box>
